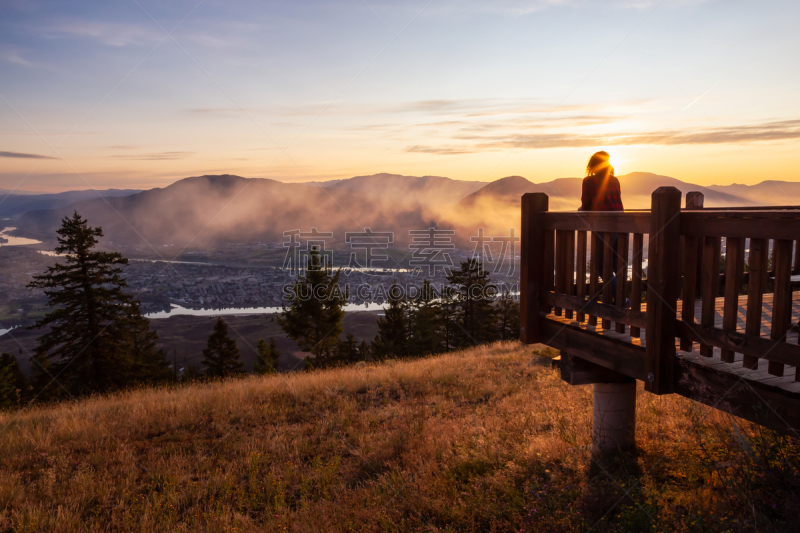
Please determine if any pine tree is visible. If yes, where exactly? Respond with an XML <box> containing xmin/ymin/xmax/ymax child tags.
<box><xmin>27</xmin><ymin>212</ymin><xmax>165</xmax><ymax>398</ymax></box>
<box><xmin>181</xmin><ymin>365</ymin><xmax>203</xmax><ymax>383</ymax></box>
<box><xmin>372</xmin><ymin>281</ymin><xmax>408</xmax><ymax>358</ymax></box>
<box><xmin>407</xmin><ymin>280</ymin><xmax>443</xmax><ymax>357</ymax></box>
<box><xmin>202</xmin><ymin>317</ymin><xmax>244</xmax><ymax>378</ymax></box>
<box><xmin>0</xmin><ymin>353</ymin><xmax>26</xmax><ymax>409</ymax></box>
<box><xmin>335</xmin><ymin>332</ymin><xmax>362</xmax><ymax>365</ymax></box>
<box><xmin>122</xmin><ymin>301</ymin><xmax>172</xmax><ymax>384</ymax></box>
<box><xmin>446</xmin><ymin>260</ymin><xmax>497</xmax><ymax>347</ymax></box>
<box><xmin>496</xmin><ymin>289</ymin><xmax>520</xmax><ymax>341</ymax></box>
<box><xmin>358</xmin><ymin>339</ymin><xmax>371</xmax><ymax>360</ymax></box>
<box><xmin>278</xmin><ymin>247</ymin><xmax>347</xmax><ymax>367</ymax></box>
<box><xmin>437</xmin><ymin>285</ymin><xmax>459</xmax><ymax>352</ymax></box>
<box><xmin>254</xmin><ymin>338</ymin><xmax>281</xmax><ymax>375</ymax></box>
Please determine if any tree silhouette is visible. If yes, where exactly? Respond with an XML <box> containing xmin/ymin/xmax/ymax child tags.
<box><xmin>202</xmin><ymin>317</ymin><xmax>244</xmax><ymax>378</ymax></box>
<box><xmin>446</xmin><ymin>260</ymin><xmax>497</xmax><ymax>347</ymax></box>
<box><xmin>372</xmin><ymin>281</ymin><xmax>408</xmax><ymax>358</ymax></box>
<box><xmin>27</xmin><ymin>212</ymin><xmax>169</xmax><ymax>398</ymax></box>
<box><xmin>254</xmin><ymin>338</ymin><xmax>281</xmax><ymax>375</ymax></box>
<box><xmin>278</xmin><ymin>246</ymin><xmax>347</xmax><ymax>367</ymax></box>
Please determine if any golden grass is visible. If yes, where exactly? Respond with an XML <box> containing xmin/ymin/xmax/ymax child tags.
<box><xmin>1</xmin><ymin>342</ymin><xmax>799</xmax><ymax>532</ymax></box>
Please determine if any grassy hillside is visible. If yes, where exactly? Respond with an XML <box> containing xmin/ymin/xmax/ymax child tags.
<box><xmin>1</xmin><ymin>342</ymin><xmax>799</xmax><ymax>532</ymax></box>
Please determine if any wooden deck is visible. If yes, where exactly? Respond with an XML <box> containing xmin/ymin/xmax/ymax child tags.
<box><xmin>545</xmin><ymin>292</ymin><xmax>800</xmax><ymax>394</ymax></box>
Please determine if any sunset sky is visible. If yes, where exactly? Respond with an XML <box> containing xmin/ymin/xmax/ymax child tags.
<box><xmin>1</xmin><ymin>0</ymin><xmax>799</xmax><ymax>192</ymax></box>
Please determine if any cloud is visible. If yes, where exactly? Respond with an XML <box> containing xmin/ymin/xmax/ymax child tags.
<box><xmin>41</xmin><ymin>20</ymin><xmax>161</xmax><ymax>47</ymax></box>
<box><xmin>1</xmin><ymin>51</ymin><xmax>33</xmax><ymax>66</ymax></box>
<box><xmin>0</xmin><ymin>150</ymin><xmax>58</xmax><ymax>160</ymax></box>
<box><xmin>408</xmin><ymin>118</ymin><xmax>800</xmax><ymax>154</ymax></box>
<box><xmin>406</xmin><ymin>145</ymin><xmax>475</xmax><ymax>155</ymax></box>
<box><xmin>112</xmin><ymin>151</ymin><xmax>194</xmax><ymax>161</ymax></box>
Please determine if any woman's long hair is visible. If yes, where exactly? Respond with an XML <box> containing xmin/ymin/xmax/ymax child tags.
<box><xmin>586</xmin><ymin>151</ymin><xmax>614</xmax><ymax>178</ymax></box>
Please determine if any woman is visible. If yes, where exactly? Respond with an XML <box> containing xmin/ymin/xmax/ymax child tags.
<box><xmin>579</xmin><ymin>151</ymin><xmax>624</xmax><ymax>303</ymax></box>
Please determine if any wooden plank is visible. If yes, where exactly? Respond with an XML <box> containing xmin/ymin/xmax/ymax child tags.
<box><xmin>700</xmin><ymin>236</ymin><xmax>722</xmax><ymax>357</ymax></box>
<box><xmin>564</xmin><ymin>230</ymin><xmax>575</xmax><ymax>320</ymax></box>
<box><xmin>554</xmin><ymin>230</ymin><xmax>566</xmax><ymax>317</ymax></box>
<box><xmin>543</xmin><ymin>229</ymin><xmax>554</xmax><ymax>314</ymax></box>
<box><xmin>744</xmin><ymin>238</ymin><xmax>769</xmax><ymax>369</ymax></box>
<box><xmin>721</xmin><ymin>237</ymin><xmax>745</xmax><ymax>362</ymax></box>
<box><xmin>630</xmin><ymin>233</ymin><xmax>644</xmax><ymax>338</ymax></box>
<box><xmin>770</xmin><ymin>239</ymin><xmax>793</xmax><ymax>377</ymax></box>
<box><xmin>559</xmin><ymin>352</ymin><xmax>634</xmax><ymax>386</ymax></box>
<box><xmin>539</xmin><ymin>317</ymin><xmax>647</xmax><ymax>381</ymax></box>
<box><xmin>545</xmin><ymin>212</ymin><xmax>650</xmax><ymax>234</ymax></box>
<box><xmin>645</xmin><ymin>187</ymin><xmax>683</xmax><ymax>395</ymax></box>
<box><xmin>676</xmin><ymin>321</ymin><xmax>800</xmax><ymax>367</ymax></box>
<box><xmin>576</xmin><ymin>231</ymin><xmax>587</xmax><ymax>323</ymax></box>
<box><xmin>541</xmin><ymin>292</ymin><xmax>647</xmax><ymax>329</ymax></box>
<box><xmin>519</xmin><ymin>193</ymin><xmax>549</xmax><ymax>344</ymax></box>
<box><xmin>680</xmin><ymin>234</ymin><xmax>700</xmax><ymax>351</ymax></box>
<box><xmin>588</xmin><ymin>232</ymin><xmax>600</xmax><ymax>327</ymax></box>
<box><xmin>615</xmin><ymin>233</ymin><xmax>630</xmax><ymax>334</ymax></box>
<box><xmin>602</xmin><ymin>232</ymin><xmax>614</xmax><ymax>330</ymax></box>
<box><xmin>681</xmin><ymin>211</ymin><xmax>800</xmax><ymax>241</ymax></box>
<box><xmin>674</xmin><ymin>357</ymin><xmax>800</xmax><ymax>437</ymax></box>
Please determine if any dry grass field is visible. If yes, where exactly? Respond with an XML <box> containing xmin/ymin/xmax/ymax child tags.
<box><xmin>1</xmin><ymin>342</ymin><xmax>799</xmax><ymax>532</ymax></box>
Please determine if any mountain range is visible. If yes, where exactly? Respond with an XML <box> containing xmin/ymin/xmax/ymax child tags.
<box><xmin>11</xmin><ymin>172</ymin><xmax>800</xmax><ymax>250</ymax></box>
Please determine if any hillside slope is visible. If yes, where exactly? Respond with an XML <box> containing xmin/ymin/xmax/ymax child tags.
<box><xmin>1</xmin><ymin>342</ymin><xmax>796</xmax><ymax>532</ymax></box>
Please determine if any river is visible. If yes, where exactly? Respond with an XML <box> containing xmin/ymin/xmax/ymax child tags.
<box><xmin>144</xmin><ymin>301</ymin><xmax>386</xmax><ymax>319</ymax></box>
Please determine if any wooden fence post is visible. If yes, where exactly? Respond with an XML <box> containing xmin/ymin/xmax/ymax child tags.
<box><xmin>520</xmin><ymin>193</ymin><xmax>549</xmax><ymax>344</ymax></box>
<box><xmin>645</xmin><ymin>187</ymin><xmax>682</xmax><ymax>395</ymax></box>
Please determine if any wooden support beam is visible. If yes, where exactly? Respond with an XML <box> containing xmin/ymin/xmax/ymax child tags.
<box><xmin>520</xmin><ymin>193</ymin><xmax>548</xmax><ymax>344</ymax></box>
<box><xmin>675</xmin><ymin>358</ymin><xmax>800</xmax><ymax>437</ymax></box>
<box><xmin>539</xmin><ymin>317</ymin><xmax>647</xmax><ymax>380</ymax></box>
<box><xmin>560</xmin><ymin>352</ymin><xmax>634</xmax><ymax>386</ymax></box>
<box><xmin>645</xmin><ymin>187</ymin><xmax>682</xmax><ymax>395</ymax></box>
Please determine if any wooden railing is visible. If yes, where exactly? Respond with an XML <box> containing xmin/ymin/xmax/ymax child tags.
<box><xmin>521</xmin><ymin>186</ymin><xmax>800</xmax><ymax>433</ymax></box>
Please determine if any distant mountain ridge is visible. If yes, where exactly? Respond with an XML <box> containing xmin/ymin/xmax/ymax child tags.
<box><xmin>0</xmin><ymin>188</ymin><xmax>141</xmax><ymax>218</ymax></box>
<box><xmin>14</xmin><ymin>172</ymin><xmax>799</xmax><ymax>249</ymax></box>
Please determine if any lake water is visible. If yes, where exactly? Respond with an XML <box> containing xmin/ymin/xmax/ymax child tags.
<box><xmin>0</xmin><ymin>227</ymin><xmax>41</xmax><ymax>247</ymax></box>
<box><xmin>145</xmin><ymin>301</ymin><xmax>386</xmax><ymax>319</ymax></box>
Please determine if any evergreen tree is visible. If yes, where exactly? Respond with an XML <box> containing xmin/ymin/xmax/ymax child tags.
<box><xmin>202</xmin><ymin>317</ymin><xmax>244</xmax><ymax>378</ymax></box>
<box><xmin>278</xmin><ymin>247</ymin><xmax>347</xmax><ymax>367</ymax></box>
<box><xmin>437</xmin><ymin>286</ymin><xmax>459</xmax><ymax>352</ymax></box>
<box><xmin>407</xmin><ymin>280</ymin><xmax>443</xmax><ymax>357</ymax></box>
<box><xmin>496</xmin><ymin>289</ymin><xmax>520</xmax><ymax>341</ymax></box>
<box><xmin>254</xmin><ymin>338</ymin><xmax>281</xmax><ymax>375</ymax></box>
<box><xmin>446</xmin><ymin>260</ymin><xmax>497</xmax><ymax>347</ymax></box>
<box><xmin>122</xmin><ymin>301</ymin><xmax>172</xmax><ymax>384</ymax></box>
<box><xmin>335</xmin><ymin>332</ymin><xmax>362</xmax><ymax>365</ymax></box>
<box><xmin>27</xmin><ymin>212</ymin><xmax>165</xmax><ymax>398</ymax></box>
<box><xmin>0</xmin><ymin>353</ymin><xmax>26</xmax><ymax>409</ymax></box>
<box><xmin>358</xmin><ymin>339</ymin><xmax>371</xmax><ymax>360</ymax></box>
<box><xmin>372</xmin><ymin>281</ymin><xmax>408</xmax><ymax>358</ymax></box>
<box><xmin>181</xmin><ymin>364</ymin><xmax>203</xmax><ymax>383</ymax></box>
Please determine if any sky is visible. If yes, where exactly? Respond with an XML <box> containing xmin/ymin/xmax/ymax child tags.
<box><xmin>1</xmin><ymin>0</ymin><xmax>799</xmax><ymax>192</ymax></box>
